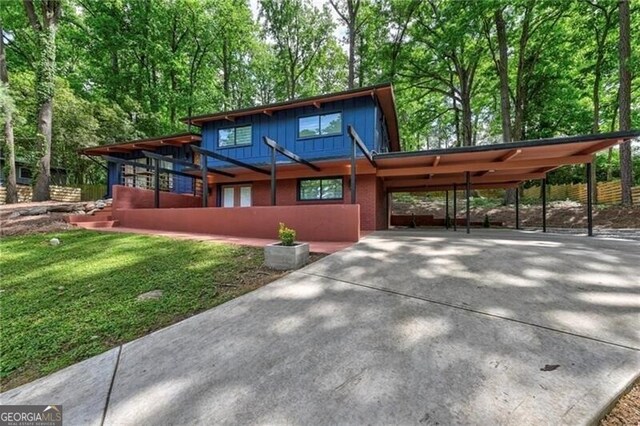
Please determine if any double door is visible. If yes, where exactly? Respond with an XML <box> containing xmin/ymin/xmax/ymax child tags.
<box><xmin>222</xmin><ymin>185</ymin><xmax>252</xmax><ymax>207</ymax></box>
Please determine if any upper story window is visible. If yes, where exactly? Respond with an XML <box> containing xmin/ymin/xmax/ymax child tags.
<box><xmin>298</xmin><ymin>112</ymin><xmax>342</xmax><ymax>138</ymax></box>
<box><xmin>218</xmin><ymin>125</ymin><xmax>252</xmax><ymax>147</ymax></box>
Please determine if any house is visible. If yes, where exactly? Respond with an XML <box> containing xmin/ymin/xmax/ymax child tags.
<box><xmin>81</xmin><ymin>83</ymin><xmax>639</xmax><ymax>241</ymax></box>
<box><xmin>0</xmin><ymin>157</ymin><xmax>68</xmax><ymax>186</ymax></box>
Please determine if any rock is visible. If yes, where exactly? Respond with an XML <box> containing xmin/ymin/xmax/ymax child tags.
<box><xmin>48</xmin><ymin>204</ymin><xmax>76</xmax><ymax>213</ymax></box>
<box><xmin>21</xmin><ymin>206</ymin><xmax>48</xmax><ymax>216</ymax></box>
<box><xmin>136</xmin><ymin>290</ymin><xmax>163</xmax><ymax>301</ymax></box>
<box><xmin>85</xmin><ymin>209</ymin><xmax>97</xmax><ymax>216</ymax></box>
<box><xmin>50</xmin><ymin>238</ymin><xmax>61</xmax><ymax>246</ymax></box>
<box><xmin>73</xmin><ymin>210</ymin><xmax>87</xmax><ymax>215</ymax></box>
<box><xmin>8</xmin><ymin>211</ymin><xmax>21</xmax><ymax>219</ymax></box>
<box><xmin>84</xmin><ymin>202</ymin><xmax>96</xmax><ymax>211</ymax></box>
<box><xmin>57</xmin><ymin>286</ymin><xmax>65</xmax><ymax>291</ymax></box>
<box><xmin>95</xmin><ymin>200</ymin><xmax>106</xmax><ymax>209</ymax></box>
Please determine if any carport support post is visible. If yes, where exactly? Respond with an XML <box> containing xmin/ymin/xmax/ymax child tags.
<box><xmin>201</xmin><ymin>155</ymin><xmax>208</xmax><ymax>207</ymax></box>
<box><xmin>154</xmin><ymin>159</ymin><xmax>160</xmax><ymax>208</ymax></box>
<box><xmin>515</xmin><ymin>186</ymin><xmax>520</xmax><ymax>230</ymax></box>
<box><xmin>453</xmin><ymin>183</ymin><xmax>457</xmax><ymax>231</ymax></box>
<box><xmin>350</xmin><ymin>136</ymin><xmax>356</xmax><ymax>204</ymax></box>
<box><xmin>445</xmin><ymin>190</ymin><xmax>449</xmax><ymax>229</ymax></box>
<box><xmin>542</xmin><ymin>178</ymin><xmax>547</xmax><ymax>232</ymax></box>
<box><xmin>586</xmin><ymin>162</ymin><xmax>593</xmax><ymax>236</ymax></box>
<box><xmin>270</xmin><ymin>146</ymin><xmax>276</xmax><ymax>206</ymax></box>
<box><xmin>465</xmin><ymin>172</ymin><xmax>471</xmax><ymax>234</ymax></box>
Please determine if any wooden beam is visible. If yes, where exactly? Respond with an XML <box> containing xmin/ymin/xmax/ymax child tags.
<box><xmin>577</xmin><ymin>139</ymin><xmax>620</xmax><ymax>155</ymax></box>
<box><xmin>132</xmin><ymin>143</ymin><xmax>158</xmax><ymax>150</ymax></box>
<box><xmin>263</xmin><ymin>136</ymin><xmax>321</xmax><ymax>172</ymax></box>
<box><xmin>498</xmin><ymin>149</ymin><xmax>522</xmax><ymax>162</ymax></box>
<box><xmin>312</xmin><ymin>101</ymin><xmax>321</xmax><ymax>109</ymax></box>
<box><xmin>106</xmin><ymin>147</ymin><xmax>132</xmax><ymax>153</ymax></box>
<box><xmin>384</xmin><ymin>172</ymin><xmax>546</xmax><ymax>189</ymax></box>
<box><xmin>376</xmin><ymin>155</ymin><xmax>593</xmax><ymax>177</ymax></box>
<box><xmin>262</xmin><ymin>110</ymin><xmax>273</xmax><ymax>117</ymax></box>
<box><xmin>387</xmin><ymin>182</ymin><xmax>521</xmax><ymax>193</ymax></box>
<box><xmin>433</xmin><ymin>156</ymin><xmax>441</xmax><ymax>167</ymax></box>
<box><xmin>224</xmin><ymin>115</ymin><xmax>235</xmax><ymax>122</ymax></box>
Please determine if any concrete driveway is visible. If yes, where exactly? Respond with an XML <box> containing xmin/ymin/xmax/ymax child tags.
<box><xmin>2</xmin><ymin>229</ymin><xmax>639</xmax><ymax>425</ymax></box>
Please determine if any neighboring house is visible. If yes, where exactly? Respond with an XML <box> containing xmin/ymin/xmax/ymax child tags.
<box><xmin>81</xmin><ymin>82</ymin><xmax>638</xmax><ymax>239</ymax></box>
<box><xmin>0</xmin><ymin>157</ymin><xmax>68</xmax><ymax>186</ymax></box>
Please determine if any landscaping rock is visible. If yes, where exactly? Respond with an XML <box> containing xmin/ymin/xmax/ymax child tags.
<box><xmin>21</xmin><ymin>206</ymin><xmax>48</xmax><ymax>216</ymax></box>
<box><xmin>48</xmin><ymin>204</ymin><xmax>76</xmax><ymax>213</ymax></box>
<box><xmin>95</xmin><ymin>200</ymin><xmax>106</xmax><ymax>209</ymax></box>
<box><xmin>50</xmin><ymin>238</ymin><xmax>61</xmax><ymax>246</ymax></box>
<box><xmin>136</xmin><ymin>290</ymin><xmax>163</xmax><ymax>301</ymax></box>
<box><xmin>85</xmin><ymin>209</ymin><xmax>97</xmax><ymax>216</ymax></box>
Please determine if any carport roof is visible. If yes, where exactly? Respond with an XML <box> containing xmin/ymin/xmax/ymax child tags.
<box><xmin>374</xmin><ymin>130</ymin><xmax>640</xmax><ymax>191</ymax></box>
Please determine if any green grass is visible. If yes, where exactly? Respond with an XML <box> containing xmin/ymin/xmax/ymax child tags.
<box><xmin>0</xmin><ymin>230</ymin><xmax>275</xmax><ymax>390</ymax></box>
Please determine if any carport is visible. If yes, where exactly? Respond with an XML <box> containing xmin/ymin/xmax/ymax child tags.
<box><xmin>372</xmin><ymin>130</ymin><xmax>640</xmax><ymax>236</ymax></box>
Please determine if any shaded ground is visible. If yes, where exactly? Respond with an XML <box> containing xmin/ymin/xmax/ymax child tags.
<box><xmin>0</xmin><ymin>230</ymin><xmax>322</xmax><ymax>391</ymax></box>
<box><xmin>2</xmin><ymin>230</ymin><xmax>637</xmax><ymax>425</ymax></box>
<box><xmin>393</xmin><ymin>199</ymin><xmax>640</xmax><ymax>229</ymax></box>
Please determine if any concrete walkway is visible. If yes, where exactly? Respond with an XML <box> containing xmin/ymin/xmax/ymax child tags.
<box><xmin>2</xmin><ymin>229</ymin><xmax>639</xmax><ymax>425</ymax></box>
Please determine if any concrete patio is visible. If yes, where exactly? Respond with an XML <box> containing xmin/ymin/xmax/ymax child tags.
<box><xmin>2</xmin><ymin>229</ymin><xmax>639</xmax><ymax>425</ymax></box>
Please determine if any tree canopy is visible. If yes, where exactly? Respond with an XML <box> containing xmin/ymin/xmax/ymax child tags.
<box><xmin>0</xmin><ymin>0</ymin><xmax>638</xmax><ymax>189</ymax></box>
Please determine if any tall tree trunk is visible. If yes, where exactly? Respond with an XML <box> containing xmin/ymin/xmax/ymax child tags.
<box><xmin>495</xmin><ymin>8</ymin><xmax>511</xmax><ymax>143</ymax></box>
<box><xmin>495</xmin><ymin>8</ymin><xmax>517</xmax><ymax>204</ymax></box>
<box><xmin>0</xmin><ymin>20</ymin><xmax>18</xmax><ymax>204</ymax></box>
<box><xmin>24</xmin><ymin>0</ymin><xmax>60</xmax><ymax>201</ymax></box>
<box><xmin>347</xmin><ymin>21</ymin><xmax>356</xmax><ymax>89</ymax></box>
<box><xmin>618</xmin><ymin>0</ymin><xmax>633</xmax><ymax>205</ymax></box>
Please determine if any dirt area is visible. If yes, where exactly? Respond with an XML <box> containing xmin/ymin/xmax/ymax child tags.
<box><xmin>392</xmin><ymin>199</ymin><xmax>640</xmax><ymax>229</ymax></box>
<box><xmin>0</xmin><ymin>201</ymin><xmax>99</xmax><ymax>236</ymax></box>
<box><xmin>601</xmin><ymin>379</ymin><xmax>640</xmax><ymax>426</ymax></box>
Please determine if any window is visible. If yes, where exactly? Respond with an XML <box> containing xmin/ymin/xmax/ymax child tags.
<box><xmin>298</xmin><ymin>178</ymin><xmax>343</xmax><ymax>201</ymax></box>
<box><xmin>218</xmin><ymin>125</ymin><xmax>252</xmax><ymax>147</ymax></box>
<box><xmin>19</xmin><ymin>167</ymin><xmax>32</xmax><ymax>179</ymax></box>
<box><xmin>298</xmin><ymin>112</ymin><xmax>342</xmax><ymax>138</ymax></box>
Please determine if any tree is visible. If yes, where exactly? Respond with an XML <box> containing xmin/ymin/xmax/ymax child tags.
<box><xmin>618</xmin><ymin>0</ymin><xmax>633</xmax><ymax>205</ymax></box>
<box><xmin>0</xmin><ymin>18</ymin><xmax>18</xmax><ymax>203</ymax></box>
<box><xmin>329</xmin><ymin>0</ymin><xmax>362</xmax><ymax>89</ymax></box>
<box><xmin>404</xmin><ymin>0</ymin><xmax>487</xmax><ymax>147</ymax></box>
<box><xmin>260</xmin><ymin>0</ymin><xmax>334</xmax><ymax>100</ymax></box>
<box><xmin>584</xmin><ymin>0</ymin><xmax>617</xmax><ymax>203</ymax></box>
<box><xmin>23</xmin><ymin>0</ymin><xmax>61</xmax><ymax>201</ymax></box>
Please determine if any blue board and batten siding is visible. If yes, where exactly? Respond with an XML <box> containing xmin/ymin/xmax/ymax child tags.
<box><xmin>106</xmin><ymin>95</ymin><xmax>390</xmax><ymax>196</ymax></box>
<box><xmin>201</xmin><ymin>96</ymin><xmax>385</xmax><ymax>168</ymax></box>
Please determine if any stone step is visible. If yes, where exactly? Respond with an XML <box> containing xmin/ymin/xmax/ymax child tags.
<box><xmin>66</xmin><ymin>214</ymin><xmax>113</xmax><ymax>223</ymax></box>
<box><xmin>74</xmin><ymin>220</ymin><xmax>119</xmax><ymax>229</ymax></box>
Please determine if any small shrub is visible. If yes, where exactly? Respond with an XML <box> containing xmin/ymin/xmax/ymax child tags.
<box><xmin>278</xmin><ymin>222</ymin><xmax>296</xmax><ymax>246</ymax></box>
<box><xmin>483</xmin><ymin>214</ymin><xmax>490</xmax><ymax>228</ymax></box>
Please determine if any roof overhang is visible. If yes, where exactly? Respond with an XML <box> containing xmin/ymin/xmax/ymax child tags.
<box><xmin>374</xmin><ymin>130</ymin><xmax>640</xmax><ymax>191</ymax></box>
<box><xmin>181</xmin><ymin>83</ymin><xmax>401</xmax><ymax>152</ymax></box>
<box><xmin>82</xmin><ymin>133</ymin><xmax>201</xmax><ymax>156</ymax></box>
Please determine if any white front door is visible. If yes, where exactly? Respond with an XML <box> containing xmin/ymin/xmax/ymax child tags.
<box><xmin>222</xmin><ymin>185</ymin><xmax>252</xmax><ymax>207</ymax></box>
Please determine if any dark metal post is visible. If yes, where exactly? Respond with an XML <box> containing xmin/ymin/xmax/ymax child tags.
<box><xmin>351</xmin><ymin>137</ymin><xmax>357</xmax><ymax>204</ymax></box>
<box><xmin>132</xmin><ymin>164</ymin><xmax>137</xmax><ymax>188</ymax></box>
<box><xmin>445</xmin><ymin>190</ymin><xmax>449</xmax><ymax>229</ymax></box>
<box><xmin>270</xmin><ymin>146</ymin><xmax>276</xmax><ymax>206</ymax></box>
<box><xmin>542</xmin><ymin>178</ymin><xmax>547</xmax><ymax>232</ymax></box>
<box><xmin>465</xmin><ymin>171</ymin><xmax>471</xmax><ymax>234</ymax></box>
<box><xmin>515</xmin><ymin>186</ymin><xmax>520</xmax><ymax>230</ymax></box>
<box><xmin>201</xmin><ymin>155</ymin><xmax>208</xmax><ymax>207</ymax></box>
<box><xmin>193</xmin><ymin>177</ymin><xmax>197</xmax><ymax>196</ymax></box>
<box><xmin>586</xmin><ymin>162</ymin><xmax>593</xmax><ymax>236</ymax></box>
<box><xmin>453</xmin><ymin>183</ymin><xmax>457</xmax><ymax>231</ymax></box>
<box><xmin>154</xmin><ymin>159</ymin><xmax>160</xmax><ymax>208</ymax></box>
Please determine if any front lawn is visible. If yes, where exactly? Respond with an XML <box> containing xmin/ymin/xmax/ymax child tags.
<box><xmin>0</xmin><ymin>230</ymin><xmax>282</xmax><ymax>390</ymax></box>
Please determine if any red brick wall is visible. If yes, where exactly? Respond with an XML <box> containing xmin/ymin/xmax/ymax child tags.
<box><xmin>113</xmin><ymin>185</ymin><xmax>202</xmax><ymax>209</ymax></box>
<box><xmin>114</xmin><ymin>204</ymin><xmax>361</xmax><ymax>242</ymax></box>
<box><xmin>228</xmin><ymin>175</ymin><xmax>386</xmax><ymax>231</ymax></box>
